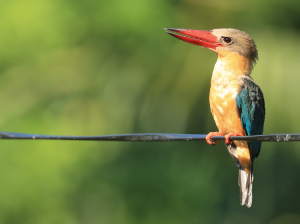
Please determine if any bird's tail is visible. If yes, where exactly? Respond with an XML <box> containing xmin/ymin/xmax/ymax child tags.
<box><xmin>238</xmin><ymin>166</ymin><xmax>253</xmax><ymax>208</ymax></box>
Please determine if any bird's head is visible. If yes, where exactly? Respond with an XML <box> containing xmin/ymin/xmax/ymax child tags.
<box><xmin>165</xmin><ymin>28</ymin><xmax>258</xmax><ymax>65</ymax></box>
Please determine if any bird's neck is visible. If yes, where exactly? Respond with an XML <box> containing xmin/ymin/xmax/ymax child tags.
<box><xmin>213</xmin><ymin>50</ymin><xmax>254</xmax><ymax>79</ymax></box>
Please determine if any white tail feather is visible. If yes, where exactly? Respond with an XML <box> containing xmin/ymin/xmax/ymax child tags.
<box><xmin>238</xmin><ymin>168</ymin><xmax>253</xmax><ymax>208</ymax></box>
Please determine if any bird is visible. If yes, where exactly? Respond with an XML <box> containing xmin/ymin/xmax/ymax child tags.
<box><xmin>164</xmin><ymin>28</ymin><xmax>265</xmax><ymax>207</ymax></box>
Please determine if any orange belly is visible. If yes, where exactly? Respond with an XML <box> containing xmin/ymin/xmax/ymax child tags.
<box><xmin>209</xmin><ymin>68</ymin><xmax>251</xmax><ymax>173</ymax></box>
<box><xmin>209</xmin><ymin>78</ymin><xmax>244</xmax><ymax>135</ymax></box>
<box><xmin>234</xmin><ymin>141</ymin><xmax>251</xmax><ymax>173</ymax></box>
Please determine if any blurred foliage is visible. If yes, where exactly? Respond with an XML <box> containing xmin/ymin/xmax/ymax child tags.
<box><xmin>1</xmin><ymin>0</ymin><xmax>300</xmax><ymax>223</ymax></box>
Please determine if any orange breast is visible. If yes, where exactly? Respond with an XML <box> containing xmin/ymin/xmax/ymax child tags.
<box><xmin>209</xmin><ymin>51</ymin><xmax>253</xmax><ymax>173</ymax></box>
<box><xmin>209</xmin><ymin>73</ymin><xmax>245</xmax><ymax>135</ymax></box>
<box><xmin>209</xmin><ymin>50</ymin><xmax>252</xmax><ymax>135</ymax></box>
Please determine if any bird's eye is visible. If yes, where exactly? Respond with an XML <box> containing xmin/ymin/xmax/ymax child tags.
<box><xmin>222</xmin><ymin>37</ymin><xmax>232</xmax><ymax>43</ymax></box>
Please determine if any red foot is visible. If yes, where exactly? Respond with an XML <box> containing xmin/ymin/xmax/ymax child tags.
<box><xmin>224</xmin><ymin>133</ymin><xmax>243</xmax><ymax>144</ymax></box>
<box><xmin>206</xmin><ymin>132</ymin><xmax>223</xmax><ymax>145</ymax></box>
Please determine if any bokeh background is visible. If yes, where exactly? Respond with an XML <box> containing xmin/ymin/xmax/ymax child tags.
<box><xmin>1</xmin><ymin>0</ymin><xmax>300</xmax><ymax>223</ymax></box>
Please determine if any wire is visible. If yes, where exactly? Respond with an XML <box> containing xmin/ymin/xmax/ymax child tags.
<box><xmin>0</xmin><ymin>132</ymin><xmax>299</xmax><ymax>142</ymax></box>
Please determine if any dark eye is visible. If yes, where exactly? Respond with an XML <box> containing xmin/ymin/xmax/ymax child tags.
<box><xmin>222</xmin><ymin>37</ymin><xmax>232</xmax><ymax>43</ymax></box>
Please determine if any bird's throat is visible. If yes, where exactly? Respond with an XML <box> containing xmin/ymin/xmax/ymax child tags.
<box><xmin>215</xmin><ymin>50</ymin><xmax>254</xmax><ymax>77</ymax></box>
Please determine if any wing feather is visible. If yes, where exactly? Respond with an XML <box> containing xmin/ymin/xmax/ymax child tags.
<box><xmin>236</xmin><ymin>76</ymin><xmax>265</xmax><ymax>158</ymax></box>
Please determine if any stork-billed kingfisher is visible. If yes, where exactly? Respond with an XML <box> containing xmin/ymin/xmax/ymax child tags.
<box><xmin>165</xmin><ymin>28</ymin><xmax>265</xmax><ymax>207</ymax></box>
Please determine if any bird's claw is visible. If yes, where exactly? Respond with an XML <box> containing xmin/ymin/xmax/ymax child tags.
<box><xmin>206</xmin><ymin>132</ymin><xmax>223</xmax><ymax>145</ymax></box>
<box><xmin>224</xmin><ymin>133</ymin><xmax>243</xmax><ymax>144</ymax></box>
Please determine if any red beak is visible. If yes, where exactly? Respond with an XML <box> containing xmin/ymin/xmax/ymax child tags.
<box><xmin>165</xmin><ymin>28</ymin><xmax>224</xmax><ymax>51</ymax></box>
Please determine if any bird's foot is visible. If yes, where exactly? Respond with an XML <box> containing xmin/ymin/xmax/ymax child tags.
<box><xmin>206</xmin><ymin>132</ymin><xmax>223</xmax><ymax>145</ymax></box>
<box><xmin>224</xmin><ymin>133</ymin><xmax>243</xmax><ymax>144</ymax></box>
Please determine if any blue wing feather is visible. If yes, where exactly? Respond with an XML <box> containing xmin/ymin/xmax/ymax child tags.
<box><xmin>236</xmin><ymin>76</ymin><xmax>265</xmax><ymax>158</ymax></box>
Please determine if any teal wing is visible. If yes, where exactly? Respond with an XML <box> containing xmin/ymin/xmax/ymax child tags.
<box><xmin>236</xmin><ymin>76</ymin><xmax>265</xmax><ymax>159</ymax></box>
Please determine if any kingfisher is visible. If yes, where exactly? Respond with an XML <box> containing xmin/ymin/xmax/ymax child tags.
<box><xmin>165</xmin><ymin>28</ymin><xmax>265</xmax><ymax>207</ymax></box>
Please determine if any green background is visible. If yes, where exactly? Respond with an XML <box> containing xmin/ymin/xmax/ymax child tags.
<box><xmin>1</xmin><ymin>0</ymin><xmax>300</xmax><ymax>223</ymax></box>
